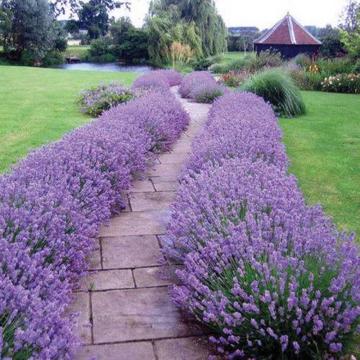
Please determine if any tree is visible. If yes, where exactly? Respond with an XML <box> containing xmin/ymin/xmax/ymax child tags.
<box><xmin>78</xmin><ymin>0</ymin><xmax>110</xmax><ymax>39</ymax></box>
<box><xmin>110</xmin><ymin>17</ymin><xmax>149</xmax><ymax>61</ymax></box>
<box><xmin>146</xmin><ymin>0</ymin><xmax>226</xmax><ymax>65</ymax></box>
<box><xmin>50</xmin><ymin>0</ymin><xmax>130</xmax><ymax>17</ymax></box>
<box><xmin>340</xmin><ymin>0</ymin><xmax>360</xmax><ymax>58</ymax></box>
<box><xmin>318</xmin><ymin>26</ymin><xmax>346</xmax><ymax>57</ymax></box>
<box><xmin>0</xmin><ymin>0</ymin><xmax>63</xmax><ymax>63</ymax></box>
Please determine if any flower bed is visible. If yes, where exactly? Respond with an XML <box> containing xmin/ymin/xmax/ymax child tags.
<box><xmin>179</xmin><ymin>71</ymin><xmax>226</xmax><ymax>103</ymax></box>
<box><xmin>321</xmin><ymin>73</ymin><xmax>360</xmax><ymax>94</ymax></box>
<box><xmin>0</xmin><ymin>88</ymin><xmax>189</xmax><ymax>359</ymax></box>
<box><xmin>164</xmin><ymin>92</ymin><xmax>360</xmax><ymax>358</ymax></box>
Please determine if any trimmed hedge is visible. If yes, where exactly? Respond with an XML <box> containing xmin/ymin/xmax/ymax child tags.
<box><xmin>164</xmin><ymin>92</ymin><xmax>360</xmax><ymax>358</ymax></box>
<box><xmin>0</xmin><ymin>87</ymin><xmax>189</xmax><ymax>359</ymax></box>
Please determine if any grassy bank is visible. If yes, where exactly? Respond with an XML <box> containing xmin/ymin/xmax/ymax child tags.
<box><xmin>0</xmin><ymin>65</ymin><xmax>137</xmax><ymax>172</ymax></box>
<box><xmin>280</xmin><ymin>91</ymin><xmax>360</xmax><ymax>236</ymax></box>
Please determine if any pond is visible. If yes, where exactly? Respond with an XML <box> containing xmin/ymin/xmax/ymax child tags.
<box><xmin>58</xmin><ymin>62</ymin><xmax>154</xmax><ymax>73</ymax></box>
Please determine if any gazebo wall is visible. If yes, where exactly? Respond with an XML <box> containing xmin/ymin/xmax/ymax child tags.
<box><xmin>254</xmin><ymin>43</ymin><xmax>321</xmax><ymax>59</ymax></box>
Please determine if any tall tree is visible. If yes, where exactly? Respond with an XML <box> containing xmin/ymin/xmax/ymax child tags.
<box><xmin>340</xmin><ymin>0</ymin><xmax>360</xmax><ymax>58</ymax></box>
<box><xmin>146</xmin><ymin>0</ymin><xmax>226</xmax><ymax>65</ymax></box>
<box><xmin>78</xmin><ymin>0</ymin><xmax>110</xmax><ymax>39</ymax></box>
<box><xmin>49</xmin><ymin>0</ymin><xmax>130</xmax><ymax>17</ymax></box>
<box><xmin>0</xmin><ymin>0</ymin><xmax>59</xmax><ymax>62</ymax></box>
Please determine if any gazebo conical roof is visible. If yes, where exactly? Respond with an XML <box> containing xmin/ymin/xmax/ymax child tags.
<box><xmin>254</xmin><ymin>13</ymin><xmax>321</xmax><ymax>45</ymax></box>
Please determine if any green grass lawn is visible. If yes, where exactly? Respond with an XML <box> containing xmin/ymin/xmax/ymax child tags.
<box><xmin>0</xmin><ymin>65</ymin><xmax>137</xmax><ymax>172</ymax></box>
<box><xmin>220</xmin><ymin>51</ymin><xmax>248</xmax><ymax>63</ymax></box>
<box><xmin>280</xmin><ymin>91</ymin><xmax>360</xmax><ymax>237</ymax></box>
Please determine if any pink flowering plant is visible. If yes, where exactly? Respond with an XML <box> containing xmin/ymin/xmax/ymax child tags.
<box><xmin>0</xmin><ymin>88</ymin><xmax>189</xmax><ymax>359</ymax></box>
<box><xmin>164</xmin><ymin>92</ymin><xmax>360</xmax><ymax>358</ymax></box>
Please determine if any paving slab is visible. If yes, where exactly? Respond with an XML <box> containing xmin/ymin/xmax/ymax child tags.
<box><xmin>92</xmin><ymin>287</ymin><xmax>202</xmax><ymax>343</ymax></box>
<box><xmin>155</xmin><ymin>337</ymin><xmax>211</xmax><ymax>360</ymax></box>
<box><xmin>102</xmin><ymin>235</ymin><xmax>161</xmax><ymax>269</ymax></box>
<box><xmin>68</xmin><ymin>292</ymin><xmax>92</xmax><ymax>345</ymax></box>
<box><xmin>133</xmin><ymin>266</ymin><xmax>172</xmax><ymax>288</ymax></box>
<box><xmin>130</xmin><ymin>180</ymin><xmax>155</xmax><ymax>193</ymax></box>
<box><xmin>75</xmin><ymin>342</ymin><xmax>155</xmax><ymax>360</ymax></box>
<box><xmin>79</xmin><ymin>269</ymin><xmax>134</xmax><ymax>291</ymax></box>
<box><xmin>72</xmin><ymin>86</ymin><xmax>211</xmax><ymax>358</ymax></box>
<box><xmin>87</xmin><ymin>240</ymin><xmax>102</xmax><ymax>270</ymax></box>
<box><xmin>99</xmin><ymin>210</ymin><xmax>170</xmax><ymax>237</ymax></box>
<box><xmin>148</xmin><ymin>163</ymin><xmax>183</xmax><ymax>178</ymax></box>
<box><xmin>159</xmin><ymin>152</ymin><xmax>189</xmax><ymax>164</ymax></box>
<box><xmin>152</xmin><ymin>179</ymin><xmax>179</xmax><ymax>192</ymax></box>
<box><xmin>129</xmin><ymin>191</ymin><xmax>176</xmax><ymax>212</ymax></box>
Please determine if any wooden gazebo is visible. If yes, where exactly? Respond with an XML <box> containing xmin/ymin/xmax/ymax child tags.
<box><xmin>254</xmin><ymin>13</ymin><xmax>321</xmax><ymax>59</ymax></box>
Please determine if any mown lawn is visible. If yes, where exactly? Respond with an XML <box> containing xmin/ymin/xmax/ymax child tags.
<box><xmin>0</xmin><ymin>65</ymin><xmax>137</xmax><ymax>172</ymax></box>
<box><xmin>280</xmin><ymin>91</ymin><xmax>360</xmax><ymax>237</ymax></box>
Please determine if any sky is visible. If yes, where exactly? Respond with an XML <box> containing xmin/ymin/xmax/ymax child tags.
<box><xmin>111</xmin><ymin>0</ymin><xmax>348</xmax><ymax>29</ymax></box>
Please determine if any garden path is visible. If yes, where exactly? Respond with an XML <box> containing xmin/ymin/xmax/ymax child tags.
<box><xmin>71</xmin><ymin>88</ymin><xmax>212</xmax><ymax>359</ymax></box>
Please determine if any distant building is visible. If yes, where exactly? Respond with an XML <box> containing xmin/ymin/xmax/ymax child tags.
<box><xmin>228</xmin><ymin>27</ymin><xmax>259</xmax><ymax>37</ymax></box>
<box><xmin>254</xmin><ymin>13</ymin><xmax>321</xmax><ymax>58</ymax></box>
<box><xmin>227</xmin><ymin>27</ymin><xmax>259</xmax><ymax>52</ymax></box>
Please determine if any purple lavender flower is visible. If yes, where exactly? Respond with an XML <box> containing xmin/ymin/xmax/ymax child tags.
<box><xmin>164</xmin><ymin>91</ymin><xmax>360</xmax><ymax>358</ymax></box>
<box><xmin>0</xmin><ymin>88</ymin><xmax>189</xmax><ymax>358</ymax></box>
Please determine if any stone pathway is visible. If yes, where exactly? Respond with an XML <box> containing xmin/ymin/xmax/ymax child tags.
<box><xmin>70</xmin><ymin>88</ymin><xmax>212</xmax><ymax>360</ymax></box>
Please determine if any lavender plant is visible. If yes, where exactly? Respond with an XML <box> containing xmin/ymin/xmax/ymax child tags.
<box><xmin>164</xmin><ymin>92</ymin><xmax>360</xmax><ymax>359</ymax></box>
<box><xmin>78</xmin><ymin>82</ymin><xmax>133</xmax><ymax>117</ymax></box>
<box><xmin>132</xmin><ymin>69</ymin><xmax>182</xmax><ymax>90</ymax></box>
<box><xmin>190</xmin><ymin>82</ymin><xmax>228</xmax><ymax>103</ymax></box>
<box><xmin>0</xmin><ymin>88</ymin><xmax>189</xmax><ymax>359</ymax></box>
<box><xmin>185</xmin><ymin>92</ymin><xmax>288</xmax><ymax>174</ymax></box>
<box><xmin>179</xmin><ymin>71</ymin><xmax>216</xmax><ymax>99</ymax></box>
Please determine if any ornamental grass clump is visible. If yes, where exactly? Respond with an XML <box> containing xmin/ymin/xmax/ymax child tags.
<box><xmin>164</xmin><ymin>91</ymin><xmax>360</xmax><ymax>358</ymax></box>
<box><xmin>186</xmin><ymin>92</ymin><xmax>288</xmax><ymax>173</ymax></box>
<box><xmin>240</xmin><ymin>69</ymin><xmax>306</xmax><ymax>117</ymax></box>
<box><xmin>79</xmin><ymin>82</ymin><xmax>134</xmax><ymax>117</ymax></box>
<box><xmin>0</xmin><ymin>88</ymin><xmax>189</xmax><ymax>359</ymax></box>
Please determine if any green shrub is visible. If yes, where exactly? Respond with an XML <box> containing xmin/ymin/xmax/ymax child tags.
<box><xmin>321</xmin><ymin>73</ymin><xmax>360</xmax><ymax>94</ymax></box>
<box><xmin>42</xmin><ymin>50</ymin><xmax>65</xmax><ymax>67</ymax></box>
<box><xmin>220</xmin><ymin>70</ymin><xmax>250</xmax><ymax>87</ymax></box>
<box><xmin>209</xmin><ymin>54</ymin><xmax>254</xmax><ymax>74</ymax></box>
<box><xmin>287</xmin><ymin>67</ymin><xmax>323</xmax><ymax>91</ymax></box>
<box><xmin>316</xmin><ymin>57</ymin><xmax>353</xmax><ymax>76</ymax></box>
<box><xmin>353</xmin><ymin>59</ymin><xmax>360</xmax><ymax>73</ymax></box>
<box><xmin>191</xmin><ymin>57</ymin><xmax>215</xmax><ymax>70</ymax></box>
<box><xmin>88</xmin><ymin>37</ymin><xmax>116</xmax><ymax>63</ymax></box>
<box><xmin>293</xmin><ymin>53</ymin><xmax>312</xmax><ymax>68</ymax></box>
<box><xmin>247</xmin><ymin>50</ymin><xmax>283</xmax><ymax>72</ymax></box>
<box><xmin>209</xmin><ymin>62</ymin><xmax>230</xmax><ymax>74</ymax></box>
<box><xmin>79</xmin><ymin>82</ymin><xmax>134</xmax><ymax>117</ymax></box>
<box><xmin>240</xmin><ymin>69</ymin><xmax>306</xmax><ymax>117</ymax></box>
